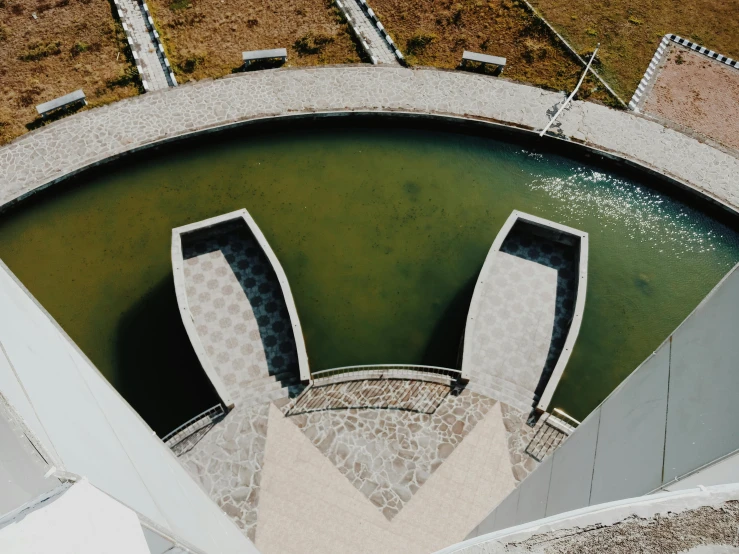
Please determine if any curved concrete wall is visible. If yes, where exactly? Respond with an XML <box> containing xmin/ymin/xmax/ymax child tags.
<box><xmin>0</xmin><ymin>66</ymin><xmax>737</xmax><ymax>214</ymax></box>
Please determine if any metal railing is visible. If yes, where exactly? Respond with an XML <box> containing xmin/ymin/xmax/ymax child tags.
<box><xmin>311</xmin><ymin>364</ymin><xmax>462</xmax><ymax>383</ymax></box>
<box><xmin>524</xmin><ymin>410</ymin><xmax>578</xmax><ymax>462</ymax></box>
<box><xmin>162</xmin><ymin>404</ymin><xmax>226</xmax><ymax>448</ymax></box>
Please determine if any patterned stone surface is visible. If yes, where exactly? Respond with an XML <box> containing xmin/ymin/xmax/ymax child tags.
<box><xmin>182</xmin><ymin>222</ymin><xmax>301</xmax><ymax>405</ymax></box>
<box><xmin>287</xmin><ymin>388</ymin><xmax>496</xmax><ymax>520</ymax></box>
<box><xmin>179</xmin><ymin>401</ymin><xmax>270</xmax><ymax>541</ymax></box>
<box><xmin>464</xmin><ymin>251</ymin><xmax>557</xmax><ymax>412</ymax></box>
<box><xmin>0</xmin><ymin>67</ymin><xmax>737</xmax><ymax>213</ymax></box>
<box><xmin>286</xmin><ymin>378</ymin><xmax>450</xmax><ymax>415</ymax></box>
<box><xmin>256</xmin><ymin>400</ymin><xmax>516</xmax><ymax>554</ymax></box>
<box><xmin>500</xmin><ymin>226</ymin><xmax>578</xmax><ymax>401</ymax></box>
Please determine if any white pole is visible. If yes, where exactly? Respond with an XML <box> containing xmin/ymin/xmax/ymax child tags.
<box><xmin>539</xmin><ymin>44</ymin><xmax>600</xmax><ymax>137</ymax></box>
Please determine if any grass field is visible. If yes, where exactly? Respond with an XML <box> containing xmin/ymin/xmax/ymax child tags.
<box><xmin>0</xmin><ymin>0</ymin><xmax>140</xmax><ymax>145</ymax></box>
<box><xmin>528</xmin><ymin>0</ymin><xmax>739</xmax><ymax>99</ymax></box>
<box><xmin>368</xmin><ymin>0</ymin><xmax>617</xmax><ymax>105</ymax></box>
<box><xmin>147</xmin><ymin>0</ymin><xmax>365</xmax><ymax>82</ymax></box>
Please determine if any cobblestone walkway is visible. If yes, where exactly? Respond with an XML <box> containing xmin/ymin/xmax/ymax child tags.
<box><xmin>175</xmin><ymin>383</ymin><xmax>543</xmax><ymax>549</ymax></box>
<box><xmin>115</xmin><ymin>0</ymin><xmax>170</xmax><ymax>90</ymax></box>
<box><xmin>1</xmin><ymin>67</ymin><xmax>736</xmax><ymax>214</ymax></box>
<box><xmin>287</xmin><ymin>388</ymin><xmax>496</xmax><ymax>519</ymax></box>
<box><xmin>179</xmin><ymin>402</ymin><xmax>270</xmax><ymax>541</ymax></box>
<box><xmin>501</xmin><ymin>403</ymin><xmax>542</xmax><ymax>483</ymax></box>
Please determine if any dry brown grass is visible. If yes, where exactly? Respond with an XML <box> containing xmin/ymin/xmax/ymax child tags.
<box><xmin>528</xmin><ymin>0</ymin><xmax>739</xmax><ymax>99</ymax></box>
<box><xmin>369</xmin><ymin>0</ymin><xmax>616</xmax><ymax>105</ymax></box>
<box><xmin>147</xmin><ymin>0</ymin><xmax>365</xmax><ymax>82</ymax></box>
<box><xmin>0</xmin><ymin>0</ymin><xmax>140</xmax><ymax>145</ymax></box>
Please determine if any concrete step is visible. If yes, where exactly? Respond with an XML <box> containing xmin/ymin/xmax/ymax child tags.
<box><xmin>467</xmin><ymin>371</ymin><xmax>535</xmax><ymax>408</ymax></box>
<box><xmin>466</xmin><ymin>380</ymin><xmax>532</xmax><ymax>414</ymax></box>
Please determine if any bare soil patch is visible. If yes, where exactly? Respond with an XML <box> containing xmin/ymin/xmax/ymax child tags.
<box><xmin>643</xmin><ymin>46</ymin><xmax>739</xmax><ymax>152</ymax></box>
<box><xmin>368</xmin><ymin>0</ymin><xmax>616</xmax><ymax>105</ymax></box>
<box><xmin>528</xmin><ymin>0</ymin><xmax>739</xmax><ymax>99</ymax></box>
<box><xmin>0</xmin><ymin>0</ymin><xmax>140</xmax><ymax>145</ymax></box>
<box><xmin>147</xmin><ymin>0</ymin><xmax>365</xmax><ymax>82</ymax></box>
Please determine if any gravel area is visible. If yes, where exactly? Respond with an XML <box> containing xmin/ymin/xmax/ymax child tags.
<box><xmin>643</xmin><ymin>45</ymin><xmax>739</xmax><ymax>152</ymax></box>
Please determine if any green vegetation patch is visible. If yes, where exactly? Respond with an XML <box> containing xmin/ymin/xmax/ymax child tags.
<box><xmin>294</xmin><ymin>32</ymin><xmax>335</xmax><ymax>55</ymax></box>
<box><xmin>19</xmin><ymin>41</ymin><xmax>62</xmax><ymax>61</ymax></box>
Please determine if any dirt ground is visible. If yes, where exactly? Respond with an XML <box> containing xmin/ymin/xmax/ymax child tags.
<box><xmin>367</xmin><ymin>0</ymin><xmax>616</xmax><ymax>105</ymax></box>
<box><xmin>147</xmin><ymin>0</ymin><xmax>365</xmax><ymax>82</ymax></box>
<box><xmin>0</xmin><ymin>0</ymin><xmax>139</xmax><ymax>145</ymax></box>
<box><xmin>642</xmin><ymin>45</ymin><xmax>739</xmax><ymax>152</ymax></box>
<box><xmin>528</xmin><ymin>0</ymin><xmax>739</xmax><ymax>100</ymax></box>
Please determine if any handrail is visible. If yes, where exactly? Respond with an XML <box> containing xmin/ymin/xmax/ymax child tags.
<box><xmin>311</xmin><ymin>364</ymin><xmax>462</xmax><ymax>382</ymax></box>
<box><xmin>162</xmin><ymin>404</ymin><xmax>225</xmax><ymax>445</ymax></box>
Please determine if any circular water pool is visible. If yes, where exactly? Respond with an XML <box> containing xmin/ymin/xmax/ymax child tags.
<box><xmin>0</xmin><ymin>121</ymin><xmax>737</xmax><ymax>434</ymax></box>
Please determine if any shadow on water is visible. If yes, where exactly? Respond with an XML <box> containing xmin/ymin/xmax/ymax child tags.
<box><xmin>114</xmin><ymin>276</ymin><xmax>220</xmax><ymax>437</ymax></box>
<box><xmin>421</xmin><ymin>275</ymin><xmax>478</xmax><ymax>369</ymax></box>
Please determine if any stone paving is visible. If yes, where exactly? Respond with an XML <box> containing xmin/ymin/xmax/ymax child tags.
<box><xmin>115</xmin><ymin>0</ymin><xmax>170</xmax><ymax>91</ymax></box>
<box><xmin>285</xmin><ymin>378</ymin><xmax>450</xmax><ymax>415</ymax></box>
<box><xmin>1</xmin><ymin>67</ymin><xmax>737</xmax><ymax>215</ymax></box>
<box><xmin>174</xmin><ymin>378</ymin><xmax>541</xmax><ymax>550</ymax></box>
<box><xmin>287</xmin><ymin>387</ymin><xmax>495</xmax><ymax>520</ymax></box>
<box><xmin>256</xmin><ymin>400</ymin><xmax>515</xmax><ymax>554</ymax></box>
<box><xmin>179</xmin><ymin>401</ymin><xmax>270</xmax><ymax>541</ymax></box>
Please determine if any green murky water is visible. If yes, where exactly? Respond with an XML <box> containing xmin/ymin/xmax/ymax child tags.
<box><xmin>0</xmin><ymin>123</ymin><xmax>737</xmax><ymax>433</ymax></box>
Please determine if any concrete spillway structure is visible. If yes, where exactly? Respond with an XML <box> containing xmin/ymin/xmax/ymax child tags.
<box><xmin>461</xmin><ymin>211</ymin><xmax>588</xmax><ymax>414</ymax></box>
<box><xmin>172</xmin><ymin>209</ymin><xmax>310</xmax><ymax>412</ymax></box>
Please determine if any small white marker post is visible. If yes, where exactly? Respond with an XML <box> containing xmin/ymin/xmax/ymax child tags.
<box><xmin>539</xmin><ymin>43</ymin><xmax>600</xmax><ymax>137</ymax></box>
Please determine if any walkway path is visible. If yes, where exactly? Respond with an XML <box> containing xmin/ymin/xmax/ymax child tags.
<box><xmin>115</xmin><ymin>0</ymin><xmax>171</xmax><ymax>90</ymax></box>
<box><xmin>339</xmin><ymin>0</ymin><xmax>398</xmax><ymax>64</ymax></box>
<box><xmin>1</xmin><ymin>66</ymin><xmax>738</xmax><ymax>214</ymax></box>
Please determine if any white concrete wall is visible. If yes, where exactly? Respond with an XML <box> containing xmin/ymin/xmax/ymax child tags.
<box><xmin>0</xmin><ymin>260</ymin><xmax>258</xmax><ymax>554</ymax></box>
<box><xmin>0</xmin><ymin>480</ymin><xmax>149</xmax><ymax>554</ymax></box>
<box><xmin>466</xmin><ymin>261</ymin><xmax>739</xmax><ymax>539</ymax></box>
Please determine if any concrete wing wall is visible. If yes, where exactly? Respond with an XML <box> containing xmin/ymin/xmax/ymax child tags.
<box><xmin>0</xmin><ymin>260</ymin><xmax>259</xmax><ymax>554</ymax></box>
<box><xmin>467</xmin><ymin>262</ymin><xmax>739</xmax><ymax>538</ymax></box>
